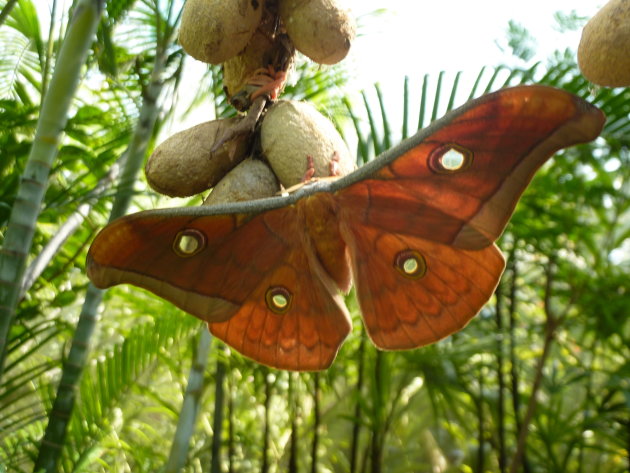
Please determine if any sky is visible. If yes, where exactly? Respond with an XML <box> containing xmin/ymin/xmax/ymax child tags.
<box><xmin>344</xmin><ymin>0</ymin><xmax>601</xmax><ymax>89</ymax></box>
<box><xmin>33</xmin><ymin>0</ymin><xmax>604</xmax><ymax>131</ymax></box>
<box><xmin>170</xmin><ymin>0</ymin><xmax>602</xmax><ymax>134</ymax></box>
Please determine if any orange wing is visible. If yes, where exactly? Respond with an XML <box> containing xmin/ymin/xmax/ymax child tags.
<box><xmin>333</xmin><ymin>85</ymin><xmax>604</xmax><ymax>348</ymax></box>
<box><xmin>87</xmin><ymin>207</ymin><xmax>351</xmax><ymax>370</ymax></box>
<box><xmin>335</xmin><ymin>86</ymin><xmax>605</xmax><ymax>249</ymax></box>
<box><xmin>87</xmin><ymin>86</ymin><xmax>605</xmax><ymax>370</ymax></box>
<box><xmin>340</xmin><ymin>221</ymin><xmax>504</xmax><ymax>349</ymax></box>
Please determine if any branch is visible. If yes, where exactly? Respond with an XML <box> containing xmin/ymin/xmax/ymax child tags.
<box><xmin>210</xmin><ymin>95</ymin><xmax>267</xmax><ymax>153</ymax></box>
<box><xmin>19</xmin><ymin>163</ymin><xmax>120</xmax><ymax>299</ymax></box>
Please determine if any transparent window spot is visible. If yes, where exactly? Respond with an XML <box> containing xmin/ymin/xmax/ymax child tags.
<box><xmin>265</xmin><ymin>286</ymin><xmax>292</xmax><ymax>314</ymax></box>
<box><xmin>428</xmin><ymin>144</ymin><xmax>473</xmax><ymax>174</ymax></box>
<box><xmin>173</xmin><ymin>229</ymin><xmax>206</xmax><ymax>257</ymax></box>
<box><xmin>394</xmin><ymin>250</ymin><xmax>427</xmax><ymax>280</ymax></box>
<box><xmin>440</xmin><ymin>148</ymin><xmax>466</xmax><ymax>170</ymax></box>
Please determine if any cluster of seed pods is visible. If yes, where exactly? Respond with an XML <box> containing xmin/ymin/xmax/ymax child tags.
<box><xmin>146</xmin><ymin>0</ymin><xmax>357</xmax><ymax>205</ymax></box>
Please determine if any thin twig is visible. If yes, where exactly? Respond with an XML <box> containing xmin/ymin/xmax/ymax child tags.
<box><xmin>211</xmin><ymin>96</ymin><xmax>267</xmax><ymax>153</ymax></box>
<box><xmin>509</xmin><ymin>257</ymin><xmax>566</xmax><ymax>473</ymax></box>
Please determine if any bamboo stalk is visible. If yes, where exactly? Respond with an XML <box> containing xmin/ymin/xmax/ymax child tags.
<box><xmin>0</xmin><ymin>0</ymin><xmax>104</xmax><ymax>383</ymax></box>
<box><xmin>19</xmin><ymin>163</ymin><xmax>120</xmax><ymax>299</ymax></box>
<box><xmin>33</xmin><ymin>38</ymin><xmax>169</xmax><ymax>473</ymax></box>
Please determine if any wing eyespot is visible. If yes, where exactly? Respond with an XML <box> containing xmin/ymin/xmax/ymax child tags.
<box><xmin>394</xmin><ymin>250</ymin><xmax>427</xmax><ymax>280</ymax></box>
<box><xmin>265</xmin><ymin>286</ymin><xmax>292</xmax><ymax>314</ymax></box>
<box><xmin>428</xmin><ymin>144</ymin><xmax>473</xmax><ymax>174</ymax></box>
<box><xmin>173</xmin><ymin>229</ymin><xmax>206</xmax><ymax>257</ymax></box>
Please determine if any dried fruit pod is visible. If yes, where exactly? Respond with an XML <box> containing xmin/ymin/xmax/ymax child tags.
<box><xmin>203</xmin><ymin>158</ymin><xmax>280</xmax><ymax>205</ymax></box>
<box><xmin>146</xmin><ymin>118</ymin><xmax>251</xmax><ymax>197</ymax></box>
<box><xmin>578</xmin><ymin>0</ymin><xmax>630</xmax><ymax>87</ymax></box>
<box><xmin>179</xmin><ymin>0</ymin><xmax>264</xmax><ymax>64</ymax></box>
<box><xmin>261</xmin><ymin>100</ymin><xmax>354</xmax><ymax>188</ymax></box>
<box><xmin>279</xmin><ymin>0</ymin><xmax>355</xmax><ymax>65</ymax></box>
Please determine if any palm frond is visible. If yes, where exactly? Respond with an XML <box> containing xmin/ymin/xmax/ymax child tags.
<box><xmin>59</xmin><ymin>312</ymin><xmax>199</xmax><ymax>472</ymax></box>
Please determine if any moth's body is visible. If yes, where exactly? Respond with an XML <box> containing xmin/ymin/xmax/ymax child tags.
<box><xmin>87</xmin><ymin>86</ymin><xmax>605</xmax><ymax>370</ymax></box>
<box><xmin>297</xmin><ymin>190</ymin><xmax>351</xmax><ymax>292</ymax></box>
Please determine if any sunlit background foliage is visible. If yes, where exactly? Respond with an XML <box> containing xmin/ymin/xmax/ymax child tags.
<box><xmin>0</xmin><ymin>1</ymin><xmax>629</xmax><ymax>472</ymax></box>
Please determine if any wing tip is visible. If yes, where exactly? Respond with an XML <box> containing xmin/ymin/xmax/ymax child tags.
<box><xmin>570</xmin><ymin>94</ymin><xmax>606</xmax><ymax>143</ymax></box>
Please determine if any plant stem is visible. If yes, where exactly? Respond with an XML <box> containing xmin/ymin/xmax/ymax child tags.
<box><xmin>507</xmin><ymin>252</ymin><xmax>532</xmax><ymax>473</ymax></box>
<box><xmin>350</xmin><ymin>327</ymin><xmax>366</xmax><ymax>473</ymax></box>
<box><xmin>495</xmin><ymin>279</ymin><xmax>507</xmax><ymax>473</ymax></box>
<box><xmin>228</xmin><ymin>376</ymin><xmax>235</xmax><ymax>473</ymax></box>
<box><xmin>370</xmin><ymin>351</ymin><xmax>384</xmax><ymax>473</ymax></box>
<box><xmin>509</xmin><ymin>258</ymin><xmax>563</xmax><ymax>473</ymax></box>
<box><xmin>262</xmin><ymin>370</ymin><xmax>272</xmax><ymax>473</ymax></box>
<box><xmin>211</xmin><ymin>356</ymin><xmax>227</xmax><ymax>473</ymax></box>
<box><xmin>476</xmin><ymin>368</ymin><xmax>485</xmax><ymax>473</ymax></box>
<box><xmin>310</xmin><ymin>372</ymin><xmax>320</xmax><ymax>473</ymax></box>
<box><xmin>41</xmin><ymin>0</ymin><xmax>59</xmax><ymax>102</ymax></box>
<box><xmin>508</xmin><ymin>317</ymin><xmax>557</xmax><ymax>473</ymax></box>
<box><xmin>33</xmin><ymin>34</ymin><xmax>168</xmax><ymax>473</ymax></box>
<box><xmin>164</xmin><ymin>327</ymin><xmax>212</xmax><ymax>473</ymax></box>
<box><xmin>19</xmin><ymin>163</ymin><xmax>120</xmax><ymax>298</ymax></box>
<box><xmin>0</xmin><ymin>0</ymin><xmax>104</xmax><ymax>383</ymax></box>
<box><xmin>33</xmin><ymin>283</ymin><xmax>103</xmax><ymax>472</ymax></box>
<box><xmin>288</xmin><ymin>372</ymin><xmax>299</xmax><ymax>473</ymax></box>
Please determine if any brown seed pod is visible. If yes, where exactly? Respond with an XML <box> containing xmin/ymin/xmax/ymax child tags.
<box><xmin>203</xmin><ymin>158</ymin><xmax>280</xmax><ymax>205</ymax></box>
<box><xmin>260</xmin><ymin>100</ymin><xmax>354</xmax><ymax>188</ymax></box>
<box><xmin>279</xmin><ymin>0</ymin><xmax>355</xmax><ymax>65</ymax></box>
<box><xmin>146</xmin><ymin>118</ymin><xmax>251</xmax><ymax>197</ymax></box>
<box><xmin>179</xmin><ymin>0</ymin><xmax>264</xmax><ymax>65</ymax></box>
<box><xmin>578</xmin><ymin>0</ymin><xmax>630</xmax><ymax>87</ymax></box>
